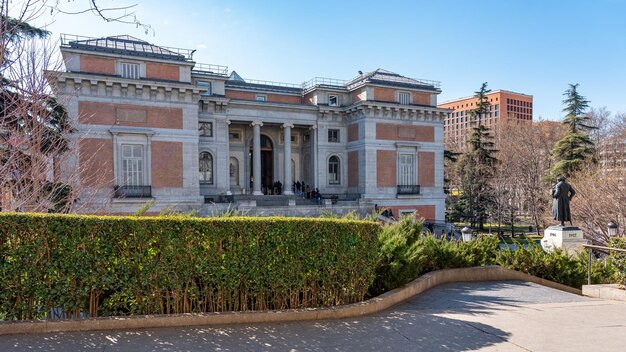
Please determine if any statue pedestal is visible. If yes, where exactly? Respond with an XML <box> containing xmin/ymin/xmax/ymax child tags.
<box><xmin>541</xmin><ymin>226</ymin><xmax>588</xmax><ymax>254</ymax></box>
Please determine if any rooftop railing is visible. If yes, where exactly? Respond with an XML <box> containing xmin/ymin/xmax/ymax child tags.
<box><xmin>302</xmin><ymin>77</ymin><xmax>349</xmax><ymax>90</ymax></box>
<box><xmin>229</xmin><ymin>78</ymin><xmax>301</xmax><ymax>89</ymax></box>
<box><xmin>192</xmin><ymin>63</ymin><xmax>229</xmax><ymax>76</ymax></box>
<box><xmin>60</xmin><ymin>34</ymin><xmax>196</xmax><ymax>61</ymax></box>
<box><xmin>347</xmin><ymin>74</ymin><xmax>441</xmax><ymax>90</ymax></box>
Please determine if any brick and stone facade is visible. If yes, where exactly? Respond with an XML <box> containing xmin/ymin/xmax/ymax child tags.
<box><xmin>48</xmin><ymin>35</ymin><xmax>447</xmax><ymax>222</ymax></box>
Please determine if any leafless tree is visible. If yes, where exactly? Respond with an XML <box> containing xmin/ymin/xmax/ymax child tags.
<box><xmin>49</xmin><ymin>0</ymin><xmax>153</xmax><ymax>35</ymax></box>
<box><xmin>493</xmin><ymin>120</ymin><xmax>564</xmax><ymax>233</ymax></box>
<box><xmin>571</xmin><ymin>167</ymin><xmax>626</xmax><ymax>243</ymax></box>
<box><xmin>1</xmin><ymin>1</ymin><xmax>115</xmax><ymax>212</ymax></box>
<box><xmin>587</xmin><ymin>106</ymin><xmax>612</xmax><ymax>154</ymax></box>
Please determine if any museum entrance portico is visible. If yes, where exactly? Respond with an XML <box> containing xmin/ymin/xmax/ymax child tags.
<box><xmin>232</xmin><ymin>120</ymin><xmax>317</xmax><ymax>196</ymax></box>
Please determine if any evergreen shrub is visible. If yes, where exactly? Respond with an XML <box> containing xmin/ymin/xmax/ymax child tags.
<box><xmin>372</xmin><ymin>217</ymin><xmax>612</xmax><ymax>295</ymax></box>
<box><xmin>608</xmin><ymin>238</ymin><xmax>626</xmax><ymax>287</ymax></box>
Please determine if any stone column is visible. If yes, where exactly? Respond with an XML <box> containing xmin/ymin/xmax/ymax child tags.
<box><xmin>282</xmin><ymin>123</ymin><xmax>294</xmax><ymax>195</ymax></box>
<box><xmin>311</xmin><ymin>125</ymin><xmax>319</xmax><ymax>189</ymax></box>
<box><xmin>251</xmin><ymin>121</ymin><xmax>263</xmax><ymax>195</ymax></box>
<box><xmin>225</xmin><ymin>120</ymin><xmax>232</xmax><ymax>195</ymax></box>
<box><xmin>146</xmin><ymin>134</ymin><xmax>152</xmax><ymax>186</ymax></box>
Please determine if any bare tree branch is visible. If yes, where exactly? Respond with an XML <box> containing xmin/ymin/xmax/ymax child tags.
<box><xmin>48</xmin><ymin>0</ymin><xmax>154</xmax><ymax>35</ymax></box>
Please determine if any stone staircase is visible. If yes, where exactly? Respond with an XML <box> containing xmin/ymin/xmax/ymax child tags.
<box><xmin>199</xmin><ymin>194</ymin><xmax>367</xmax><ymax>217</ymax></box>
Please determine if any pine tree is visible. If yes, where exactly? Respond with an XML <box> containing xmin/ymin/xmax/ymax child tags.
<box><xmin>550</xmin><ymin>84</ymin><xmax>596</xmax><ymax>178</ymax></box>
<box><xmin>451</xmin><ymin>82</ymin><xmax>497</xmax><ymax>229</ymax></box>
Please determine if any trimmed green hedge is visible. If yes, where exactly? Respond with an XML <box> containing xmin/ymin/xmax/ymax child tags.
<box><xmin>0</xmin><ymin>213</ymin><xmax>380</xmax><ymax>320</ymax></box>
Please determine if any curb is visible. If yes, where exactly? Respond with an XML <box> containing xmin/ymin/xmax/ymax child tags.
<box><xmin>0</xmin><ymin>266</ymin><xmax>581</xmax><ymax>335</ymax></box>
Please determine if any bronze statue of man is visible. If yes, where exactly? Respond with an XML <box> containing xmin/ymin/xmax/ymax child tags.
<box><xmin>551</xmin><ymin>176</ymin><xmax>576</xmax><ymax>226</ymax></box>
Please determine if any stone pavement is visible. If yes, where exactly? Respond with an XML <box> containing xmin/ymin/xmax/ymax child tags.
<box><xmin>1</xmin><ymin>281</ymin><xmax>625</xmax><ymax>351</ymax></box>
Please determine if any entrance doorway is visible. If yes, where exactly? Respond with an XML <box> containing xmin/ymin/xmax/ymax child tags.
<box><xmin>249</xmin><ymin>135</ymin><xmax>273</xmax><ymax>194</ymax></box>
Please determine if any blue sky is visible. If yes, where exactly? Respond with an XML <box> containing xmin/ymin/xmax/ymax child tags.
<box><xmin>20</xmin><ymin>0</ymin><xmax>626</xmax><ymax>120</ymax></box>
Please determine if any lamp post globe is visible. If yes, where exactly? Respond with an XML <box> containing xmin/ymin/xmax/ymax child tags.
<box><xmin>461</xmin><ymin>226</ymin><xmax>473</xmax><ymax>242</ymax></box>
<box><xmin>608</xmin><ymin>221</ymin><xmax>618</xmax><ymax>237</ymax></box>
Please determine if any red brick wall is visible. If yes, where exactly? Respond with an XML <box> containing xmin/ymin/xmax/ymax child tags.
<box><xmin>79</xmin><ymin>101</ymin><xmax>183</xmax><ymax>129</ymax></box>
<box><xmin>415</xmin><ymin>205</ymin><xmax>436</xmax><ymax>222</ymax></box>
<box><xmin>374</xmin><ymin>87</ymin><xmax>396</xmax><ymax>102</ymax></box>
<box><xmin>372</xmin><ymin>88</ymin><xmax>432</xmax><ymax>106</ymax></box>
<box><xmin>269</xmin><ymin>94</ymin><xmax>302</xmax><ymax>104</ymax></box>
<box><xmin>146</xmin><ymin>62</ymin><xmax>180</xmax><ymax>81</ymax></box>
<box><xmin>151</xmin><ymin>141</ymin><xmax>183</xmax><ymax>188</ymax></box>
<box><xmin>348</xmin><ymin>151</ymin><xmax>359</xmax><ymax>187</ymax></box>
<box><xmin>347</xmin><ymin>124</ymin><xmax>359</xmax><ymax>142</ymax></box>
<box><xmin>80</xmin><ymin>55</ymin><xmax>115</xmax><ymax>75</ymax></box>
<box><xmin>412</xmin><ymin>92</ymin><xmax>431</xmax><ymax>106</ymax></box>
<box><xmin>79</xmin><ymin>138</ymin><xmax>114</xmax><ymax>187</ymax></box>
<box><xmin>418</xmin><ymin>151</ymin><xmax>435</xmax><ymax>187</ymax></box>
<box><xmin>376</xmin><ymin>150</ymin><xmax>396</xmax><ymax>187</ymax></box>
<box><xmin>376</xmin><ymin>123</ymin><xmax>434</xmax><ymax>142</ymax></box>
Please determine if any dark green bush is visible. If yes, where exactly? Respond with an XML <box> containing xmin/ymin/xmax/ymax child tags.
<box><xmin>372</xmin><ymin>220</ymin><xmax>613</xmax><ymax>295</ymax></box>
<box><xmin>496</xmin><ymin>243</ymin><xmax>587</xmax><ymax>288</ymax></box>
<box><xmin>608</xmin><ymin>238</ymin><xmax>626</xmax><ymax>287</ymax></box>
<box><xmin>371</xmin><ymin>217</ymin><xmax>500</xmax><ymax>295</ymax></box>
<box><xmin>371</xmin><ymin>216</ymin><xmax>424</xmax><ymax>294</ymax></box>
<box><xmin>0</xmin><ymin>213</ymin><xmax>380</xmax><ymax>320</ymax></box>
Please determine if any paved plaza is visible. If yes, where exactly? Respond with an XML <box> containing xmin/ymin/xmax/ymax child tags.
<box><xmin>1</xmin><ymin>281</ymin><xmax>625</xmax><ymax>351</ymax></box>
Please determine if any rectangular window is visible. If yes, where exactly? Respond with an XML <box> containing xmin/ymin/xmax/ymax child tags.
<box><xmin>121</xmin><ymin>144</ymin><xmax>144</xmax><ymax>186</ymax></box>
<box><xmin>198</xmin><ymin>81</ymin><xmax>212</xmax><ymax>95</ymax></box>
<box><xmin>255</xmin><ymin>95</ymin><xmax>267</xmax><ymax>101</ymax></box>
<box><xmin>121</xmin><ymin>62</ymin><xmax>140</xmax><ymax>79</ymax></box>
<box><xmin>229</xmin><ymin>131</ymin><xmax>241</xmax><ymax>141</ymax></box>
<box><xmin>328</xmin><ymin>129</ymin><xmax>340</xmax><ymax>143</ymax></box>
<box><xmin>328</xmin><ymin>95</ymin><xmax>339</xmax><ymax>107</ymax></box>
<box><xmin>398</xmin><ymin>91</ymin><xmax>411</xmax><ymax>105</ymax></box>
<box><xmin>398</xmin><ymin>153</ymin><xmax>415</xmax><ymax>186</ymax></box>
<box><xmin>199</xmin><ymin>122</ymin><xmax>213</xmax><ymax>137</ymax></box>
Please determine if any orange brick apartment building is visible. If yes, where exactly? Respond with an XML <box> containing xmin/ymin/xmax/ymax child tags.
<box><xmin>438</xmin><ymin>90</ymin><xmax>533</xmax><ymax>145</ymax></box>
<box><xmin>48</xmin><ymin>35</ymin><xmax>448</xmax><ymax>222</ymax></box>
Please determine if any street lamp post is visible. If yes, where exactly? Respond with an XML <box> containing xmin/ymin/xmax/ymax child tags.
<box><xmin>461</xmin><ymin>226</ymin><xmax>473</xmax><ymax>242</ymax></box>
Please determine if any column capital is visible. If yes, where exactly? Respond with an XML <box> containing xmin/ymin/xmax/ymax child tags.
<box><xmin>282</xmin><ymin>123</ymin><xmax>294</xmax><ymax>129</ymax></box>
<box><xmin>309</xmin><ymin>125</ymin><xmax>318</xmax><ymax>130</ymax></box>
<box><xmin>251</xmin><ymin>121</ymin><xmax>263</xmax><ymax>127</ymax></box>
<box><xmin>226</xmin><ymin>120</ymin><xmax>232</xmax><ymax>125</ymax></box>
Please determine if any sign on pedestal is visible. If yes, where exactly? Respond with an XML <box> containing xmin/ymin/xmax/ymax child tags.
<box><xmin>541</xmin><ymin>226</ymin><xmax>588</xmax><ymax>254</ymax></box>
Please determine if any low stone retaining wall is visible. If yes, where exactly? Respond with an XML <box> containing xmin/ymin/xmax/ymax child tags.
<box><xmin>582</xmin><ymin>284</ymin><xmax>626</xmax><ymax>301</ymax></box>
<box><xmin>0</xmin><ymin>265</ymin><xmax>581</xmax><ymax>336</ymax></box>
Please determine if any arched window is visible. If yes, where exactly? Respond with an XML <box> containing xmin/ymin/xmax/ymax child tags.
<box><xmin>199</xmin><ymin>152</ymin><xmax>213</xmax><ymax>184</ymax></box>
<box><xmin>229</xmin><ymin>157</ymin><xmax>239</xmax><ymax>186</ymax></box>
<box><xmin>328</xmin><ymin>155</ymin><xmax>340</xmax><ymax>184</ymax></box>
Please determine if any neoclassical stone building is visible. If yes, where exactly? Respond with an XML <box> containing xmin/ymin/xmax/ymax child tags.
<box><xmin>49</xmin><ymin>35</ymin><xmax>447</xmax><ymax>222</ymax></box>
